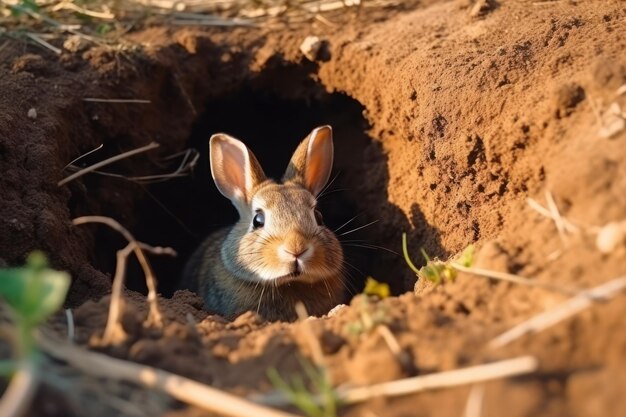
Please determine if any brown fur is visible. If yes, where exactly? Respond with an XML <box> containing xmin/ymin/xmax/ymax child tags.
<box><xmin>183</xmin><ymin>126</ymin><xmax>345</xmax><ymax>321</ymax></box>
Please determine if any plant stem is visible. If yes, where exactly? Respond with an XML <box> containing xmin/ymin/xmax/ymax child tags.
<box><xmin>0</xmin><ymin>361</ymin><xmax>38</xmax><ymax>417</ymax></box>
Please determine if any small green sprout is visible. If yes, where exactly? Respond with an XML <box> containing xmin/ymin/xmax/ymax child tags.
<box><xmin>9</xmin><ymin>0</ymin><xmax>39</xmax><ymax>17</ymax></box>
<box><xmin>268</xmin><ymin>359</ymin><xmax>339</xmax><ymax>417</ymax></box>
<box><xmin>345</xmin><ymin>294</ymin><xmax>389</xmax><ymax>336</ymax></box>
<box><xmin>0</xmin><ymin>251</ymin><xmax>70</xmax><ymax>361</ymax></box>
<box><xmin>402</xmin><ymin>233</ymin><xmax>475</xmax><ymax>284</ymax></box>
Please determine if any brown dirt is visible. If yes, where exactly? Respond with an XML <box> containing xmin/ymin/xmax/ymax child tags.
<box><xmin>1</xmin><ymin>0</ymin><xmax>626</xmax><ymax>416</ymax></box>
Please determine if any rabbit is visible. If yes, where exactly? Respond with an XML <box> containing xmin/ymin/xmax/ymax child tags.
<box><xmin>182</xmin><ymin>125</ymin><xmax>345</xmax><ymax>322</ymax></box>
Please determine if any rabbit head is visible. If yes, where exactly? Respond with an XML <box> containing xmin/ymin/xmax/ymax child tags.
<box><xmin>209</xmin><ymin>125</ymin><xmax>344</xmax><ymax>286</ymax></box>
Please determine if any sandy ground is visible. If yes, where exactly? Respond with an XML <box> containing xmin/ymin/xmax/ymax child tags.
<box><xmin>1</xmin><ymin>0</ymin><xmax>625</xmax><ymax>416</ymax></box>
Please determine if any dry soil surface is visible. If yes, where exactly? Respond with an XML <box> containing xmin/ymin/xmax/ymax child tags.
<box><xmin>1</xmin><ymin>0</ymin><xmax>626</xmax><ymax>416</ymax></box>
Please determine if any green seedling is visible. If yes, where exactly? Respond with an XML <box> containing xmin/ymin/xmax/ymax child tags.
<box><xmin>268</xmin><ymin>359</ymin><xmax>339</xmax><ymax>417</ymax></box>
<box><xmin>345</xmin><ymin>294</ymin><xmax>390</xmax><ymax>336</ymax></box>
<box><xmin>0</xmin><ymin>251</ymin><xmax>70</xmax><ymax>364</ymax></box>
<box><xmin>8</xmin><ymin>0</ymin><xmax>39</xmax><ymax>17</ymax></box>
<box><xmin>402</xmin><ymin>233</ymin><xmax>475</xmax><ymax>284</ymax></box>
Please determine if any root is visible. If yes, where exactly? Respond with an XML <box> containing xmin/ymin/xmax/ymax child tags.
<box><xmin>58</xmin><ymin>142</ymin><xmax>159</xmax><ymax>186</ymax></box>
<box><xmin>489</xmin><ymin>276</ymin><xmax>626</xmax><ymax>349</ymax></box>
<box><xmin>72</xmin><ymin>216</ymin><xmax>176</xmax><ymax>345</ymax></box>
<box><xmin>39</xmin><ymin>334</ymin><xmax>300</xmax><ymax>417</ymax></box>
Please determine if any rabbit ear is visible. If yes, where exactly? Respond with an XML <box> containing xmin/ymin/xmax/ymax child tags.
<box><xmin>283</xmin><ymin>125</ymin><xmax>334</xmax><ymax>196</ymax></box>
<box><xmin>210</xmin><ymin>133</ymin><xmax>266</xmax><ymax>208</ymax></box>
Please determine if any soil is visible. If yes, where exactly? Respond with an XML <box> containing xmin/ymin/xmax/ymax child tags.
<box><xmin>1</xmin><ymin>0</ymin><xmax>626</xmax><ymax>416</ymax></box>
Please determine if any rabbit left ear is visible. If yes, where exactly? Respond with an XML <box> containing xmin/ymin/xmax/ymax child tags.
<box><xmin>210</xmin><ymin>133</ymin><xmax>266</xmax><ymax>208</ymax></box>
<box><xmin>283</xmin><ymin>125</ymin><xmax>334</xmax><ymax>196</ymax></box>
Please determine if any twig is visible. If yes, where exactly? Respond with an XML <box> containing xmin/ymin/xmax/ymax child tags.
<box><xmin>337</xmin><ymin>356</ymin><xmax>537</xmax><ymax>404</ymax></box>
<box><xmin>450</xmin><ymin>263</ymin><xmax>581</xmax><ymax>297</ymax></box>
<box><xmin>65</xmin><ymin>148</ymin><xmax>200</xmax><ymax>184</ymax></box>
<box><xmin>100</xmin><ymin>242</ymin><xmax>134</xmax><ymax>345</ymax></box>
<box><xmin>25</xmin><ymin>33</ymin><xmax>62</xmax><ymax>55</ymax></box>
<box><xmin>527</xmin><ymin>192</ymin><xmax>580</xmax><ymax>241</ymax></box>
<box><xmin>463</xmin><ymin>384</ymin><xmax>486</xmax><ymax>417</ymax></box>
<box><xmin>376</xmin><ymin>325</ymin><xmax>414</xmax><ymax>375</ymax></box>
<box><xmin>174</xmin><ymin>73</ymin><xmax>197</xmax><ymax>116</ymax></box>
<box><xmin>39</xmin><ymin>335</ymin><xmax>300</xmax><ymax>417</ymax></box>
<box><xmin>65</xmin><ymin>309</ymin><xmax>75</xmax><ymax>342</ymax></box>
<box><xmin>256</xmin><ymin>356</ymin><xmax>538</xmax><ymax>406</ymax></box>
<box><xmin>63</xmin><ymin>144</ymin><xmax>104</xmax><ymax>170</ymax></box>
<box><xmin>0</xmin><ymin>361</ymin><xmax>38</xmax><ymax>417</ymax></box>
<box><xmin>294</xmin><ymin>302</ymin><xmax>326</xmax><ymax>368</ymax></box>
<box><xmin>489</xmin><ymin>276</ymin><xmax>626</xmax><ymax>348</ymax></box>
<box><xmin>50</xmin><ymin>1</ymin><xmax>116</xmax><ymax>20</ymax></box>
<box><xmin>72</xmin><ymin>216</ymin><xmax>176</xmax><ymax>342</ymax></box>
<box><xmin>58</xmin><ymin>142</ymin><xmax>159</xmax><ymax>186</ymax></box>
<box><xmin>82</xmin><ymin>98</ymin><xmax>152</xmax><ymax>103</ymax></box>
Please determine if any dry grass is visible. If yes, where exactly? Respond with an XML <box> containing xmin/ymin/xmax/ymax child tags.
<box><xmin>0</xmin><ymin>0</ymin><xmax>396</xmax><ymax>54</ymax></box>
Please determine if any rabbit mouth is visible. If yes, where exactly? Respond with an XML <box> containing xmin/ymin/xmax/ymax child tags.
<box><xmin>273</xmin><ymin>271</ymin><xmax>303</xmax><ymax>285</ymax></box>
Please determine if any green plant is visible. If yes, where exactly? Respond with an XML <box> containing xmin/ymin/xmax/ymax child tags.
<box><xmin>402</xmin><ymin>233</ymin><xmax>475</xmax><ymax>284</ymax></box>
<box><xmin>267</xmin><ymin>359</ymin><xmax>339</xmax><ymax>417</ymax></box>
<box><xmin>0</xmin><ymin>251</ymin><xmax>70</xmax><ymax>363</ymax></box>
<box><xmin>345</xmin><ymin>294</ymin><xmax>389</xmax><ymax>336</ymax></box>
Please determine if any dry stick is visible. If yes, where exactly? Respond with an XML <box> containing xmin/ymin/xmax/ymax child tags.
<box><xmin>58</xmin><ymin>142</ymin><xmax>159</xmax><ymax>186</ymax></box>
<box><xmin>100</xmin><ymin>243</ymin><xmax>134</xmax><ymax>345</ymax></box>
<box><xmin>66</xmin><ymin>148</ymin><xmax>200</xmax><ymax>184</ymax></box>
<box><xmin>50</xmin><ymin>1</ymin><xmax>116</xmax><ymax>19</ymax></box>
<box><xmin>450</xmin><ymin>263</ymin><xmax>582</xmax><ymax>297</ymax></box>
<box><xmin>0</xmin><ymin>361</ymin><xmax>38</xmax><ymax>417</ymax></box>
<box><xmin>376</xmin><ymin>325</ymin><xmax>414</xmax><ymax>374</ymax></box>
<box><xmin>24</xmin><ymin>33</ymin><xmax>62</xmax><ymax>54</ymax></box>
<box><xmin>63</xmin><ymin>144</ymin><xmax>104</xmax><ymax>170</ymax></box>
<box><xmin>255</xmin><ymin>356</ymin><xmax>537</xmax><ymax>407</ymax></box>
<box><xmin>82</xmin><ymin>98</ymin><xmax>152</xmax><ymax>103</ymax></box>
<box><xmin>65</xmin><ymin>309</ymin><xmax>75</xmax><ymax>342</ymax></box>
<box><xmin>544</xmin><ymin>191</ymin><xmax>570</xmax><ymax>243</ymax></box>
<box><xmin>39</xmin><ymin>336</ymin><xmax>300</xmax><ymax>417</ymax></box>
<box><xmin>489</xmin><ymin>276</ymin><xmax>626</xmax><ymax>349</ymax></box>
<box><xmin>336</xmin><ymin>356</ymin><xmax>538</xmax><ymax>404</ymax></box>
<box><xmin>294</xmin><ymin>302</ymin><xmax>326</xmax><ymax>368</ymax></box>
<box><xmin>463</xmin><ymin>384</ymin><xmax>486</xmax><ymax>417</ymax></box>
<box><xmin>527</xmin><ymin>196</ymin><xmax>580</xmax><ymax>235</ymax></box>
<box><xmin>72</xmin><ymin>216</ymin><xmax>176</xmax><ymax>334</ymax></box>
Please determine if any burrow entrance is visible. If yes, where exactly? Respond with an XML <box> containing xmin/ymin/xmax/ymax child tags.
<box><xmin>81</xmin><ymin>62</ymin><xmax>409</xmax><ymax>304</ymax></box>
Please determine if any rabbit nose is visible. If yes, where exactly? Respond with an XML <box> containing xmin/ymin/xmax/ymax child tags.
<box><xmin>284</xmin><ymin>247</ymin><xmax>309</xmax><ymax>258</ymax></box>
<box><xmin>280</xmin><ymin>232</ymin><xmax>311</xmax><ymax>259</ymax></box>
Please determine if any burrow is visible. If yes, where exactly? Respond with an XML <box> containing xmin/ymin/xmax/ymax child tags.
<box><xmin>0</xmin><ymin>36</ymin><xmax>426</xmax><ymax>308</ymax></box>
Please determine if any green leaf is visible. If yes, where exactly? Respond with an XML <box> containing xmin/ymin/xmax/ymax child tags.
<box><xmin>456</xmin><ymin>244</ymin><xmax>475</xmax><ymax>267</ymax></box>
<box><xmin>0</xmin><ymin>360</ymin><xmax>16</xmax><ymax>376</ymax></box>
<box><xmin>9</xmin><ymin>0</ymin><xmax>39</xmax><ymax>17</ymax></box>
<box><xmin>0</xmin><ymin>252</ymin><xmax>70</xmax><ymax>325</ymax></box>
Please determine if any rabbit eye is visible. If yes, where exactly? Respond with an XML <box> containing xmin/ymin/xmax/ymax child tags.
<box><xmin>314</xmin><ymin>209</ymin><xmax>324</xmax><ymax>226</ymax></box>
<box><xmin>253</xmin><ymin>210</ymin><xmax>265</xmax><ymax>229</ymax></box>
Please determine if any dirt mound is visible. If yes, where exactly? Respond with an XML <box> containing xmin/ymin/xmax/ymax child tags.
<box><xmin>1</xmin><ymin>0</ymin><xmax>626</xmax><ymax>416</ymax></box>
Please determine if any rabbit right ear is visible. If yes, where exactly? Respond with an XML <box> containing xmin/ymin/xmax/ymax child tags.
<box><xmin>210</xmin><ymin>133</ymin><xmax>266</xmax><ymax>210</ymax></box>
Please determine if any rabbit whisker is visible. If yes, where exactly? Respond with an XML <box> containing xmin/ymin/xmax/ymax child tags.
<box><xmin>256</xmin><ymin>284</ymin><xmax>266</xmax><ymax>315</ymax></box>
<box><xmin>333</xmin><ymin>214</ymin><xmax>360</xmax><ymax>233</ymax></box>
<box><xmin>337</xmin><ymin>219</ymin><xmax>379</xmax><ymax>237</ymax></box>
<box><xmin>342</xmin><ymin>243</ymin><xmax>400</xmax><ymax>256</ymax></box>
<box><xmin>316</xmin><ymin>171</ymin><xmax>341</xmax><ymax>200</ymax></box>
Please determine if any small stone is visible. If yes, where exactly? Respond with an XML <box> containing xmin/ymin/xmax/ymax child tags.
<box><xmin>63</xmin><ymin>35</ymin><xmax>89</xmax><ymax>53</ymax></box>
<box><xmin>27</xmin><ymin>108</ymin><xmax>37</xmax><ymax>119</ymax></box>
<box><xmin>327</xmin><ymin>304</ymin><xmax>347</xmax><ymax>317</ymax></box>
<box><xmin>596</xmin><ymin>221</ymin><xmax>626</xmax><ymax>254</ymax></box>
<box><xmin>470</xmin><ymin>0</ymin><xmax>494</xmax><ymax>17</ymax></box>
<box><xmin>599</xmin><ymin>113</ymin><xmax>626</xmax><ymax>139</ymax></box>
<box><xmin>300</xmin><ymin>36</ymin><xmax>325</xmax><ymax>62</ymax></box>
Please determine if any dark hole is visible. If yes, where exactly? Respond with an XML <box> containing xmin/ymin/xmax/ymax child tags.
<box><xmin>130</xmin><ymin>86</ymin><xmax>378</xmax><ymax>300</ymax></box>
